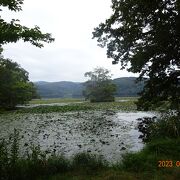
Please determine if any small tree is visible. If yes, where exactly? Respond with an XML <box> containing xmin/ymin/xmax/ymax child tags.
<box><xmin>84</xmin><ymin>67</ymin><xmax>116</xmax><ymax>102</ymax></box>
<box><xmin>0</xmin><ymin>57</ymin><xmax>37</xmax><ymax>109</ymax></box>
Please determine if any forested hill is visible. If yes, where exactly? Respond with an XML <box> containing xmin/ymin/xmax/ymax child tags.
<box><xmin>113</xmin><ymin>77</ymin><xmax>145</xmax><ymax>97</ymax></box>
<box><xmin>34</xmin><ymin>77</ymin><xmax>145</xmax><ymax>98</ymax></box>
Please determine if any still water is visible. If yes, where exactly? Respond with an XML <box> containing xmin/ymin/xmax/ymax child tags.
<box><xmin>0</xmin><ymin>111</ymin><xmax>155</xmax><ymax>162</ymax></box>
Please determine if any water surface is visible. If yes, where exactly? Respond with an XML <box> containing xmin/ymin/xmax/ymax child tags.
<box><xmin>0</xmin><ymin>111</ymin><xmax>155</xmax><ymax>162</ymax></box>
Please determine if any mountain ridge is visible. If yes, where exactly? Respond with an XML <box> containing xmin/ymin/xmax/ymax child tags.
<box><xmin>34</xmin><ymin>77</ymin><xmax>145</xmax><ymax>98</ymax></box>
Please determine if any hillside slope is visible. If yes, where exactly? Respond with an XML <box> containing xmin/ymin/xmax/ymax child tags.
<box><xmin>113</xmin><ymin>77</ymin><xmax>144</xmax><ymax>97</ymax></box>
<box><xmin>34</xmin><ymin>77</ymin><xmax>145</xmax><ymax>98</ymax></box>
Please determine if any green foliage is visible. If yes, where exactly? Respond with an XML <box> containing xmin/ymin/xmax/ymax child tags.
<box><xmin>0</xmin><ymin>0</ymin><xmax>54</xmax><ymax>48</ymax></box>
<box><xmin>120</xmin><ymin>138</ymin><xmax>180</xmax><ymax>173</ymax></box>
<box><xmin>0</xmin><ymin>140</ymin><xmax>9</xmax><ymax>178</ymax></box>
<box><xmin>0</xmin><ymin>129</ymin><xmax>71</xmax><ymax>179</ymax></box>
<box><xmin>0</xmin><ymin>129</ymin><xmax>20</xmax><ymax>179</ymax></box>
<box><xmin>30</xmin><ymin>98</ymin><xmax>84</xmax><ymax>104</ymax></box>
<box><xmin>138</xmin><ymin>113</ymin><xmax>180</xmax><ymax>142</ymax></box>
<box><xmin>72</xmin><ymin>152</ymin><xmax>107</xmax><ymax>174</ymax></box>
<box><xmin>84</xmin><ymin>67</ymin><xmax>116</xmax><ymax>102</ymax></box>
<box><xmin>0</xmin><ymin>0</ymin><xmax>23</xmax><ymax>11</ymax></box>
<box><xmin>0</xmin><ymin>0</ymin><xmax>54</xmax><ymax>109</ymax></box>
<box><xmin>47</xmin><ymin>154</ymin><xmax>71</xmax><ymax>175</ymax></box>
<box><xmin>83</xmin><ymin>100</ymin><xmax>137</xmax><ymax>111</ymax></box>
<box><xmin>0</xmin><ymin>58</ymin><xmax>37</xmax><ymax>109</ymax></box>
<box><xmin>93</xmin><ymin>0</ymin><xmax>180</xmax><ymax>111</ymax></box>
<box><xmin>13</xmin><ymin>98</ymin><xmax>137</xmax><ymax>113</ymax></box>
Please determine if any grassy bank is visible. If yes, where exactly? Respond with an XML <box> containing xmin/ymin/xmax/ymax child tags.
<box><xmin>29</xmin><ymin>97</ymin><xmax>138</xmax><ymax>104</ymax></box>
<box><xmin>29</xmin><ymin>98</ymin><xmax>85</xmax><ymax>104</ymax></box>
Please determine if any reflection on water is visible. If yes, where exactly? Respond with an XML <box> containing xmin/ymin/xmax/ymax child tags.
<box><xmin>0</xmin><ymin>111</ymin><xmax>155</xmax><ymax>162</ymax></box>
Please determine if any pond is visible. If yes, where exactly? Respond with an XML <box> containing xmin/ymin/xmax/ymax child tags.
<box><xmin>0</xmin><ymin>110</ymin><xmax>155</xmax><ymax>162</ymax></box>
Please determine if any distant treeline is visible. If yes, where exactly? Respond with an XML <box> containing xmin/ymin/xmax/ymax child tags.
<box><xmin>34</xmin><ymin>77</ymin><xmax>145</xmax><ymax>98</ymax></box>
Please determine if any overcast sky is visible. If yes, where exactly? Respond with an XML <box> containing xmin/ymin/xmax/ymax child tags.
<box><xmin>2</xmin><ymin>0</ymin><xmax>138</xmax><ymax>82</ymax></box>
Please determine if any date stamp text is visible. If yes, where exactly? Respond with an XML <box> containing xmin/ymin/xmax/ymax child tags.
<box><xmin>158</xmin><ymin>160</ymin><xmax>180</xmax><ymax>168</ymax></box>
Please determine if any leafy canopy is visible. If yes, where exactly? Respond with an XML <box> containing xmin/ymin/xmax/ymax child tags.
<box><xmin>0</xmin><ymin>57</ymin><xmax>37</xmax><ymax>109</ymax></box>
<box><xmin>84</xmin><ymin>67</ymin><xmax>116</xmax><ymax>102</ymax></box>
<box><xmin>0</xmin><ymin>0</ymin><xmax>54</xmax><ymax>48</ymax></box>
<box><xmin>0</xmin><ymin>0</ymin><xmax>54</xmax><ymax>109</ymax></box>
<box><xmin>93</xmin><ymin>0</ymin><xmax>180</xmax><ymax>110</ymax></box>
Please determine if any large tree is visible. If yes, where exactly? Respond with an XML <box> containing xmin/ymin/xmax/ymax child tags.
<box><xmin>0</xmin><ymin>57</ymin><xmax>37</xmax><ymax>109</ymax></box>
<box><xmin>0</xmin><ymin>0</ymin><xmax>54</xmax><ymax>48</ymax></box>
<box><xmin>0</xmin><ymin>0</ymin><xmax>54</xmax><ymax>109</ymax></box>
<box><xmin>84</xmin><ymin>67</ymin><xmax>116</xmax><ymax>102</ymax></box>
<box><xmin>93</xmin><ymin>0</ymin><xmax>180</xmax><ymax>111</ymax></box>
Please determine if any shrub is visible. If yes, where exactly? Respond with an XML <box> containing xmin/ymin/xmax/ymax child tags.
<box><xmin>119</xmin><ymin>138</ymin><xmax>180</xmax><ymax>173</ymax></box>
<box><xmin>138</xmin><ymin>112</ymin><xmax>180</xmax><ymax>142</ymax></box>
<box><xmin>72</xmin><ymin>152</ymin><xmax>107</xmax><ymax>174</ymax></box>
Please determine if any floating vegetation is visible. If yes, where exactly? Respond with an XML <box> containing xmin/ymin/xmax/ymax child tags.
<box><xmin>0</xmin><ymin>110</ymin><xmax>155</xmax><ymax>162</ymax></box>
<box><xmin>15</xmin><ymin>105</ymin><xmax>93</xmax><ymax>114</ymax></box>
<box><xmin>13</xmin><ymin>100</ymin><xmax>137</xmax><ymax>114</ymax></box>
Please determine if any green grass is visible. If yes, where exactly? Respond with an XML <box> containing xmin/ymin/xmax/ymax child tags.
<box><xmin>29</xmin><ymin>97</ymin><xmax>138</xmax><ymax>104</ymax></box>
<box><xmin>12</xmin><ymin>97</ymin><xmax>138</xmax><ymax>114</ymax></box>
<box><xmin>47</xmin><ymin>170</ymin><xmax>140</xmax><ymax>180</ymax></box>
<box><xmin>29</xmin><ymin>98</ymin><xmax>85</xmax><ymax>104</ymax></box>
<box><xmin>85</xmin><ymin>100</ymin><xmax>137</xmax><ymax>111</ymax></box>
<box><xmin>115</xmin><ymin>138</ymin><xmax>180</xmax><ymax>180</ymax></box>
<box><xmin>14</xmin><ymin>101</ymin><xmax>137</xmax><ymax>114</ymax></box>
<box><xmin>115</xmin><ymin>96</ymin><xmax>139</xmax><ymax>101</ymax></box>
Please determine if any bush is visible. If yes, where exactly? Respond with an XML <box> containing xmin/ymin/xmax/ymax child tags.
<box><xmin>138</xmin><ymin>112</ymin><xmax>180</xmax><ymax>142</ymax></box>
<box><xmin>47</xmin><ymin>154</ymin><xmax>71</xmax><ymax>175</ymax></box>
<box><xmin>119</xmin><ymin>138</ymin><xmax>180</xmax><ymax>173</ymax></box>
<box><xmin>72</xmin><ymin>152</ymin><xmax>107</xmax><ymax>174</ymax></box>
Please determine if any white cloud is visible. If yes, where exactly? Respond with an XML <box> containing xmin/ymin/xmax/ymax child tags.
<box><xmin>2</xmin><ymin>0</ymin><xmax>138</xmax><ymax>82</ymax></box>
